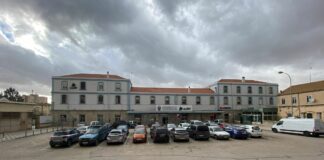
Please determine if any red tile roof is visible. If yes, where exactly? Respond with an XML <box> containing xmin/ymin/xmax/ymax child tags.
<box><xmin>131</xmin><ymin>87</ymin><xmax>214</xmax><ymax>94</ymax></box>
<box><xmin>218</xmin><ymin>79</ymin><xmax>266</xmax><ymax>84</ymax></box>
<box><xmin>60</xmin><ymin>73</ymin><xmax>126</xmax><ymax>80</ymax></box>
<box><xmin>279</xmin><ymin>80</ymin><xmax>324</xmax><ymax>96</ymax></box>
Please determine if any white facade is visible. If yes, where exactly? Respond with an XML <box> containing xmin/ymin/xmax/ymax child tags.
<box><xmin>52</xmin><ymin>76</ymin><xmax>131</xmax><ymax>111</ymax></box>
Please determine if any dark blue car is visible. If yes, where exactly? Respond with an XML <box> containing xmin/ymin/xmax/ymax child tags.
<box><xmin>225</xmin><ymin>126</ymin><xmax>248</xmax><ymax>139</ymax></box>
<box><xmin>79</xmin><ymin>124</ymin><xmax>111</xmax><ymax>146</ymax></box>
<box><xmin>49</xmin><ymin>129</ymin><xmax>81</xmax><ymax>148</ymax></box>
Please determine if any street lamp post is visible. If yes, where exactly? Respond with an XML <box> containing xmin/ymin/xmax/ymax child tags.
<box><xmin>278</xmin><ymin>71</ymin><xmax>293</xmax><ymax>117</ymax></box>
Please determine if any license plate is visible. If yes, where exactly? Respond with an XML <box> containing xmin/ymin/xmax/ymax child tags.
<box><xmin>82</xmin><ymin>142</ymin><xmax>88</xmax><ymax>144</ymax></box>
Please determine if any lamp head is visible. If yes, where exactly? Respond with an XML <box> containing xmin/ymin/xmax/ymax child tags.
<box><xmin>278</xmin><ymin>71</ymin><xmax>284</xmax><ymax>74</ymax></box>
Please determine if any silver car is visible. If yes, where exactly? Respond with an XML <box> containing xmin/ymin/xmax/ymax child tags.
<box><xmin>170</xmin><ymin>127</ymin><xmax>189</xmax><ymax>142</ymax></box>
<box><xmin>106</xmin><ymin>129</ymin><xmax>127</xmax><ymax>144</ymax></box>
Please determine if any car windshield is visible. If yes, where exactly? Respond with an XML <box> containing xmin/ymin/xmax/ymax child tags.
<box><xmin>167</xmin><ymin>124</ymin><xmax>176</xmax><ymax>128</ymax></box>
<box><xmin>197</xmin><ymin>126</ymin><xmax>209</xmax><ymax>131</ymax></box>
<box><xmin>77</xmin><ymin>127</ymin><xmax>87</xmax><ymax>130</ymax></box>
<box><xmin>253</xmin><ymin>126</ymin><xmax>260</xmax><ymax>130</ymax></box>
<box><xmin>195</xmin><ymin>122</ymin><xmax>204</xmax><ymax>125</ymax></box>
<box><xmin>54</xmin><ymin>131</ymin><xmax>68</xmax><ymax>136</ymax></box>
<box><xmin>175</xmin><ymin>129</ymin><xmax>187</xmax><ymax>133</ymax></box>
<box><xmin>117</xmin><ymin>125</ymin><xmax>127</xmax><ymax>129</ymax></box>
<box><xmin>157</xmin><ymin>129</ymin><xmax>168</xmax><ymax>134</ymax></box>
<box><xmin>181</xmin><ymin>123</ymin><xmax>189</xmax><ymax>127</ymax></box>
<box><xmin>134</xmin><ymin>129</ymin><xmax>145</xmax><ymax>134</ymax></box>
<box><xmin>110</xmin><ymin>131</ymin><xmax>121</xmax><ymax>135</ymax></box>
<box><xmin>86</xmin><ymin>128</ymin><xmax>99</xmax><ymax>134</ymax></box>
<box><xmin>213</xmin><ymin>127</ymin><xmax>223</xmax><ymax>131</ymax></box>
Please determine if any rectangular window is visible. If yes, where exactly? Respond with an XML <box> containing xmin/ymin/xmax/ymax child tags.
<box><xmin>236</xmin><ymin>86</ymin><xmax>241</xmax><ymax>94</ymax></box>
<box><xmin>79</xmin><ymin>114</ymin><xmax>85</xmax><ymax>123</ymax></box>
<box><xmin>316</xmin><ymin>112</ymin><xmax>322</xmax><ymax>120</ymax></box>
<box><xmin>258</xmin><ymin>87</ymin><xmax>263</xmax><ymax>94</ymax></box>
<box><xmin>292</xmin><ymin>97</ymin><xmax>297</xmax><ymax>104</ymax></box>
<box><xmin>269</xmin><ymin>97</ymin><xmax>274</xmax><ymax>105</ymax></box>
<box><xmin>223</xmin><ymin>86</ymin><xmax>228</xmax><ymax>93</ymax></box>
<box><xmin>61</xmin><ymin>81</ymin><xmax>68</xmax><ymax>90</ymax></box>
<box><xmin>196</xmin><ymin>96</ymin><xmax>201</xmax><ymax>105</ymax></box>
<box><xmin>248</xmin><ymin>86</ymin><xmax>252</xmax><ymax>94</ymax></box>
<box><xmin>281</xmin><ymin>98</ymin><xmax>286</xmax><ymax>104</ymax></box>
<box><xmin>80</xmin><ymin>95</ymin><xmax>86</xmax><ymax>104</ymax></box>
<box><xmin>224</xmin><ymin>97</ymin><xmax>228</xmax><ymax>105</ymax></box>
<box><xmin>97</xmin><ymin>114</ymin><xmax>103</xmax><ymax>122</ymax></box>
<box><xmin>182</xmin><ymin>96</ymin><xmax>187</xmax><ymax>105</ymax></box>
<box><xmin>269</xmin><ymin>87</ymin><xmax>273</xmax><ymax>94</ymax></box>
<box><xmin>98</xmin><ymin>82</ymin><xmax>104</xmax><ymax>91</ymax></box>
<box><xmin>237</xmin><ymin>97</ymin><xmax>241</xmax><ymax>105</ymax></box>
<box><xmin>115</xmin><ymin>82</ymin><xmax>121</xmax><ymax>91</ymax></box>
<box><xmin>210</xmin><ymin>96</ymin><xmax>215</xmax><ymax>105</ymax></box>
<box><xmin>259</xmin><ymin>97</ymin><xmax>263</xmax><ymax>105</ymax></box>
<box><xmin>150</xmin><ymin>96</ymin><xmax>155</xmax><ymax>104</ymax></box>
<box><xmin>306</xmin><ymin>96</ymin><xmax>314</xmax><ymax>103</ymax></box>
<box><xmin>98</xmin><ymin>95</ymin><xmax>104</xmax><ymax>104</ymax></box>
<box><xmin>80</xmin><ymin>82</ymin><xmax>86</xmax><ymax>90</ymax></box>
<box><xmin>248</xmin><ymin>97</ymin><xmax>253</xmax><ymax>105</ymax></box>
<box><xmin>115</xmin><ymin>95</ymin><xmax>121</xmax><ymax>104</ymax></box>
<box><xmin>165</xmin><ymin>96</ymin><xmax>170</xmax><ymax>105</ymax></box>
<box><xmin>135</xmin><ymin>96</ymin><xmax>140</xmax><ymax>104</ymax></box>
<box><xmin>115</xmin><ymin>115</ymin><xmax>121</xmax><ymax>122</ymax></box>
<box><xmin>61</xmin><ymin>95</ymin><xmax>67</xmax><ymax>104</ymax></box>
<box><xmin>60</xmin><ymin>114</ymin><xmax>67</xmax><ymax>122</ymax></box>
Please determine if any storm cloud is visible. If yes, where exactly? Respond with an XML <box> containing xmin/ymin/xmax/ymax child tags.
<box><xmin>1</xmin><ymin>0</ymin><xmax>324</xmax><ymax>100</ymax></box>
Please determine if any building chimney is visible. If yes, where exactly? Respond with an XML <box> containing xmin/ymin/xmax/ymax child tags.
<box><xmin>188</xmin><ymin>86</ymin><xmax>191</xmax><ymax>93</ymax></box>
<box><xmin>107</xmin><ymin>71</ymin><xmax>110</xmax><ymax>79</ymax></box>
<box><xmin>242</xmin><ymin>76</ymin><xmax>245</xmax><ymax>83</ymax></box>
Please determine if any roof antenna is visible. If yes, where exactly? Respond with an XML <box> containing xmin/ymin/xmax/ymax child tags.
<box><xmin>309</xmin><ymin>67</ymin><xmax>312</xmax><ymax>83</ymax></box>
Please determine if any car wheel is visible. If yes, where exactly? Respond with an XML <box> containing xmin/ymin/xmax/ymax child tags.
<box><xmin>303</xmin><ymin>131</ymin><xmax>311</xmax><ymax>137</ymax></box>
<box><xmin>272</xmin><ymin>128</ymin><xmax>278</xmax><ymax>133</ymax></box>
<box><xmin>50</xmin><ymin>143</ymin><xmax>55</xmax><ymax>148</ymax></box>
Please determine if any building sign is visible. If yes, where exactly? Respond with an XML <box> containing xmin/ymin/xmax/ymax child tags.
<box><xmin>219</xmin><ymin>106</ymin><xmax>232</xmax><ymax>110</ymax></box>
<box><xmin>156</xmin><ymin>105</ymin><xmax>192</xmax><ymax>112</ymax></box>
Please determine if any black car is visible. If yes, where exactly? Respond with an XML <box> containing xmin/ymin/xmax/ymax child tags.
<box><xmin>187</xmin><ymin>125</ymin><xmax>210</xmax><ymax>140</ymax></box>
<box><xmin>150</xmin><ymin>123</ymin><xmax>160</xmax><ymax>138</ymax></box>
<box><xmin>152</xmin><ymin>127</ymin><xmax>169</xmax><ymax>143</ymax></box>
<box><xmin>49</xmin><ymin>129</ymin><xmax>81</xmax><ymax>148</ymax></box>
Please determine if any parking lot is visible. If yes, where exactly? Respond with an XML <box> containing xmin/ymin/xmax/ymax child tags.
<box><xmin>0</xmin><ymin>130</ymin><xmax>323</xmax><ymax>160</ymax></box>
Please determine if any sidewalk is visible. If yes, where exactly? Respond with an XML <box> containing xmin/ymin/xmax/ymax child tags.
<box><xmin>0</xmin><ymin>127</ymin><xmax>63</xmax><ymax>143</ymax></box>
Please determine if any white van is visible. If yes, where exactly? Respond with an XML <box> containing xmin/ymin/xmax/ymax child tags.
<box><xmin>272</xmin><ymin>118</ymin><xmax>324</xmax><ymax>137</ymax></box>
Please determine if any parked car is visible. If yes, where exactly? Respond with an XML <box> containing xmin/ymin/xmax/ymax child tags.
<box><xmin>77</xmin><ymin>122</ymin><xmax>86</xmax><ymax>127</ymax></box>
<box><xmin>214</xmin><ymin>119</ymin><xmax>224</xmax><ymax>124</ymax></box>
<box><xmin>76</xmin><ymin>126</ymin><xmax>88</xmax><ymax>135</ymax></box>
<box><xmin>224</xmin><ymin>126</ymin><xmax>248</xmax><ymax>139</ymax></box>
<box><xmin>117</xmin><ymin>124</ymin><xmax>129</xmax><ymax>135</ymax></box>
<box><xmin>189</xmin><ymin>120</ymin><xmax>204</xmax><ymax>126</ymax></box>
<box><xmin>133</xmin><ymin>128</ymin><xmax>147</xmax><ymax>143</ymax></box>
<box><xmin>170</xmin><ymin>127</ymin><xmax>189</xmax><ymax>142</ymax></box>
<box><xmin>79</xmin><ymin>125</ymin><xmax>110</xmax><ymax>146</ymax></box>
<box><xmin>152</xmin><ymin>127</ymin><xmax>169</xmax><ymax>143</ymax></box>
<box><xmin>187</xmin><ymin>125</ymin><xmax>210</xmax><ymax>140</ymax></box>
<box><xmin>209</xmin><ymin>126</ymin><xmax>230</xmax><ymax>140</ymax></box>
<box><xmin>272</xmin><ymin>118</ymin><xmax>324</xmax><ymax>137</ymax></box>
<box><xmin>208</xmin><ymin>122</ymin><xmax>219</xmax><ymax>127</ymax></box>
<box><xmin>49</xmin><ymin>129</ymin><xmax>81</xmax><ymax>148</ymax></box>
<box><xmin>167</xmin><ymin>123</ymin><xmax>177</xmax><ymax>131</ymax></box>
<box><xmin>128</xmin><ymin>121</ymin><xmax>137</xmax><ymax>129</ymax></box>
<box><xmin>242</xmin><ymin>125</ymin><xmax>262</xmax><ymax>138</ymax></box>
<box><xmin>106</xmin><ymin>129</ymin><xmax>127</xmax><ymax>144</ymax></box>
<box><xmin>135</xmin><ymin>125</ymin><xmax>146</xmax><ymax>130</ymax></box>
<box><xmin>89</xmin><ymin>121</ymin><xmax>102</xmax><ymax>126</ymax></box>
<box><xmin>178</xmin><ymin>123</ymin><xmax>190</xmax><ymax>130</ymax></box>
<box><xmin>150</xmin><ymin>123</ymin><xmax>160</xmax><ymax>138</ymax></box>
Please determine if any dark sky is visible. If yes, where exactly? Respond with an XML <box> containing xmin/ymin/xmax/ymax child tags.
<box><xmin>1</xmin><ymin>0</ymin><xmax>324</xmax><ymax>101</ymax></box>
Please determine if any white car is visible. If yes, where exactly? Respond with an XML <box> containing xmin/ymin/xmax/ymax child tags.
<box><xmin>209</xmin><ymin>126</ymin><xmax>230</xmax><ymax>140</ymax></box>
<box><xmin>167</xmin><ymin>123</ymin><xmax>177</xmax><ymax>131</ymax></box>
<box><xmin>178</xmin><ymin>123</ymin><xmax>190</xmax><ymax>130</ymax></box>
<box><xmin>242</xmin><ymin>125</ymin><xmax>262</xmax><ymax>138</ymax></box>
